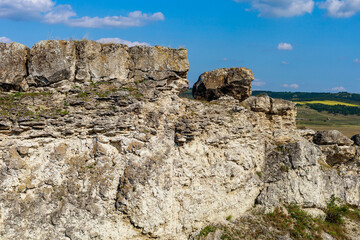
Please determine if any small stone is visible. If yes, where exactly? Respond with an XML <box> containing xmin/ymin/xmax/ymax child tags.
<box><xmin>17</xmin><ymin>146</ymin><xmax>29</xmax><ymax>156</ymax></box>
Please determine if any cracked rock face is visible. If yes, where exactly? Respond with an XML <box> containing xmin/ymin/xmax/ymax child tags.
<box><xmin>0</xmin><ymin>40</ymin><xmax>189</xmax><ymax>95</ymax></box>
<box><xmin>192</xmin><ymin>67</ymin><xmax>254</xmax><ymax>101</ymax></box>
<box><xmin>0</xmin><ymin>42</ymin><xmax>30</xmax><ymax>91</ymax></box>
<box><xmin>28</xmin><ymin>40</ymin><xmax>77</xmax><ymax>86</ymax></box>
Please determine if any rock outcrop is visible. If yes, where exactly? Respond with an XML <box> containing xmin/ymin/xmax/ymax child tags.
<box><xmin>192</xmin><ymin>67</ymin><xmax>254</xmax><ymax>101</ymax></box>
<box><xmin>0</xmin><ymin>42</ymin><xmax>29</xmax><ymax>91</ymax></box>
<box><xmin>1</xmin><ymin>40</ymin><xmax>189</xmax><ymax>96</ymax></box>
<box><xmin>0</xmin><ymin>40</ymin><xmax>359</xmax><ymax>240</ymax></box>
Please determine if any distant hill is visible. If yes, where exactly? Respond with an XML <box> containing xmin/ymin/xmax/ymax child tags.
<box><xmin>252</xmin><ymin>91</ymin><xmax>360</xmax><ymax>104</ymax></box>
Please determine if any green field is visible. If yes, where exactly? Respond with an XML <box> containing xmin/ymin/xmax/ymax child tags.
<box><xmin>297</xmin><ymin>105</ymin><xmax>360</xmax><ymax>137</ymax></box>
<box><xmin>295</xmin><ymin>100</ymin><xmax>359</xmax><ymax>107</ymax></box>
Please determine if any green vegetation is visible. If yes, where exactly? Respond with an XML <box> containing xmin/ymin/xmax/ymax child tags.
<box><xmin>198</xmin><ymin>225</ymin><xmax>216</xmax><ymax>238</ymax></box>
<box><xmin>297</xmin><ymin>104</ymin><xmax>360</xmax><ymax>137</ymax></box>
<box><xmin>197</xmin><ymin>198</ymin><xmax>360</xmax><ymax>240</ymax></box>
<box><xmin>324</xmin><ymin>195</ymin><xmax>349</xmax><ymax>224</ymax></box>
<box><xmin>304</xmin><ymin>103</ymin><xmax>360</xmax><ymax>116</ymax></box>
<box><xmin>295</xmin><ymin>100</ymin><xmax>358</xmax><ymax>107</ymax></box>
<box><xmin>252</xmin><ymin>91</ymin><xmax>360</xmax><ymax>105</ymax></box>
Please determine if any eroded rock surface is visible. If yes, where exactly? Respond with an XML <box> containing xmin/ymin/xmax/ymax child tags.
<box><xmin>0</xmin><ymin>42</ymin><xmax>29</xmax><ymax>90</ymax></box>
<box><xmin>314</xmin><ymin>130</ymin><xmax>354</xmax><ymax>146</ymax></box>
<box><xmin>0</xmin><ymin>41</ymin><xmax>359</xmax><ymax>240</ymax></box>
<box><xmin>192</xmin><ymin>67</ymin><xmax>254</xmax><ymax>101</ymax></box>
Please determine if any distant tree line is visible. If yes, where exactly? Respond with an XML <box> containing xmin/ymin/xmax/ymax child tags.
<box><xmin>305</xmin><ymin>103</ymin><xmax>360</xmax><ymax>116</ymax></box>
<box><xmin>253</xmin><ymin>91</ymin><xmax>360</xmax><ymax>105</ymax></box>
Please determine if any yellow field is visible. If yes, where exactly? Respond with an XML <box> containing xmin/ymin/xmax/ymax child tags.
<box><xmin>295</xmin><ymin>100</ymin><xmax>359</xmax><ymax>107</ymax></box>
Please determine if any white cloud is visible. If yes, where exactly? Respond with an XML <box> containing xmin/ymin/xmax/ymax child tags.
<box><xmin>0</xmin><ymin>36</ymin><xmax>12</xmax><ymax>43</ymax></box>
<box><xmin>332</xmin><ymin>86</ymin><xmax>346</xmax><ymax>91</ymax></box>
<box><xmin>43</xmin><ymin>5</ymin><xmax>76</xmax><ymax>24</ymax></box>
<box><xmin>252</xmin><ymin>78</ymin><xmax>266</xmax><ymax>87</ymax></box>
<box><xmin>235</xmin><ymin>0</ymin><xmax>314</xmax><ymax>17</ymax></box>
<box><xmin>65</xmin><ymin>12</ymin><xmax>164</xmax><ymax>28</ymax></box>
<box><xmin>278</xmin><ymin>43</ymin><xmax>293</xmax><ymax>51</ymax></box>
<box><xmin>319</xmin><ymin>0</ymin><xmax>360</xmax><ymax>18</ymax></box>
<box><xmin>0</xmin><ymin>0</ymin><xmax>164</xmax><ymax>28</ymax></box>
<box><xmin>354</xmin><ymin>58</ymin><xmax>360</xmax><ymax>63</ymax></box>
<box><xmin>0</xmin><ymin>0</ymin><xmax>54</xmax><ymax>20</ymax></box>
<box><xmin>283</xmin><ymin>83</ymin><xmax>299</xmax><ymax>89</ymax></box>
<box><xmin>97</xmin><ymin>38</ymin><xmax>150</xmax><ymax>47</ymax></box>
<box><xmin>281</xmin><ymin>61</ymin><xmax>290</xmax><ymax>64</ymax></box>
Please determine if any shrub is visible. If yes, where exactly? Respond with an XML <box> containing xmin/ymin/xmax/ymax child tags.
<box><xmin>325</xmin><ymin>195</ymin><xmax>348</xmax><ymax>224</ymax></box>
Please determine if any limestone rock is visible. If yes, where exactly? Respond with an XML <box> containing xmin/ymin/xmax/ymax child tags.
<box><xmin>0</xmin><ymin>42</ymin><xmax>30</xmax><ymax>90</ymax></box>
<box><xmin>75</xmin><ymin>40</ymin><xmax>130</xmax><ymax>83</ymax></box>
<box><xmin>192</xmin><ymin>67</ymin><xmax>254</xmax><ymax>101</ymax></box>
<box><xmin>244</xmin><ymin>95</ymin><xmax>296</xmax><ymax>116</ymax></box>
<box><xmin>314</xmin><ymin>130</ymin><xmax>354</xmax><ymax>146</ymax></box>
<box><xmin>319</xmin><ymin>145</ymin><xmax>357</xmax><ymax>166</ymax></box>
<box><xmin>244</xmin><ymin>95</ymin><xmax>271</xmax><ymax>113</ymax></box>
<box><xmin>297</xmin><ymin>129</ymin><xmax>316</xmax><ymax>142</ymax></box>
<box><xmin>271</xmin><ymin>98</ymin><xmax>296</xmax><ymax>115</ymax></box>
<box><xmin>28</xmin><ymin>40</ymin><xmax>77</xmax><ymax>86</ymax></box>
<box><xmin>0</xmin><ymin>40</ymin><xmax>359</xmax><ymax>240</ymax></box>
<box><xmin>129</xmin><ymin>45</ymin><xmax>189</xmax><ymax>93</ymax></box>
<box><xmin>351</xmin><ymin>134</ymin><xmax>360</xmax><ymax>146</ymax></box>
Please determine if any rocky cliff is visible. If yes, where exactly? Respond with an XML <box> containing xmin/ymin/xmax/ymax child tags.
<box><xmin>0</xmin><ymin>41</ymin><xmax>359</xmax><ymax>240</ymax></box>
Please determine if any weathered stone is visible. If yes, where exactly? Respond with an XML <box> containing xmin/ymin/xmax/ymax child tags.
<box><xmin>129</xmin><ymin>45</ymin><xmax>189</xmax><ymax>93</ymax></box>
<box><xmin>351</xmin><ymin>134</ymin><xmax>360</xmax><ymax>146</ymax></box>
<box><xmin>244</xmin><ymin>95</ymin><xmax>296</xmax><ymax>116</ymax></box>
<box><xmin>75</xmin><ymin>40</ymin><xmax>130</xmax><ymax>83</ymax></box>
<box><xmin>244</xmin><ymin>95</ymin><xmax>271</xmax><ymax>113</ymax></box>
<box><xmin>271</xmin><ymin>98</ymin><xmax>296</xmax><ymax>115</ymax></box>
<box><xmin>297</xmin><ymin>128</ymin><xmax>316</xmax><ymax>142</ymax></box>
<box><xmin>192</xmin><ymin>67</ymin><xmax>254</xmax><ymax>101</ymax></box>
<box><xmin>0</xmin><ymin>40</ymin><xmax>359</xmax><ymax>240</ymax></box>
<box><xmin>0</xmin><ymin>42</ymin><xmax>30</xmax><ymax>90</ymax></box>
<box><xmin>28</xmin><ymin>40</ymin><xmax>77</xmax><ymax>86</ymax></box>
<box><xmin>314</xmin><ymin>130</ymin><xmax>354</xmax><ymax>146</ymax></box>
<box><xmin>319</xmin><ymin>145</ymin><xmax>357</xmax><ymax>166</ymax></box>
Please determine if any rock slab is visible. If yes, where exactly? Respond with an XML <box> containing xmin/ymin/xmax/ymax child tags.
<box><xmin>0</xmin><ymin>42</ymin><xmax>30</xmax><ymax>90</ymax></box>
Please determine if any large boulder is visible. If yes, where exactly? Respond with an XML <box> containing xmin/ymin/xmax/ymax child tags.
<box><xmin>0</xmin><ymin>42</ymin><xmax>30</xmax><ymax>91</ymax></box>
<box><xmin>351</xmin><ymin>134</ymin><xmax>360</xmax><ymax>146</ymax></box>
<box><xmin>192</xmin><ymin>67</ymin><xmax>254</xmax><ymax>101</ymax></box>
<box><xmin>313</xmin><ymin>130</ymin><xmax>354</xmax><ymax>146</ymax></box>
<box><xmin>28</xmin><ymin>40</ymin><xmax>77</xmax><ymax>86</ymax></box>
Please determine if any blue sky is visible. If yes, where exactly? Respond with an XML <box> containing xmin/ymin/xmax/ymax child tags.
<box><xmin>1</xmin><ymin>0</ymin><xmax>360</xmax><ymax>93</ymax></box>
